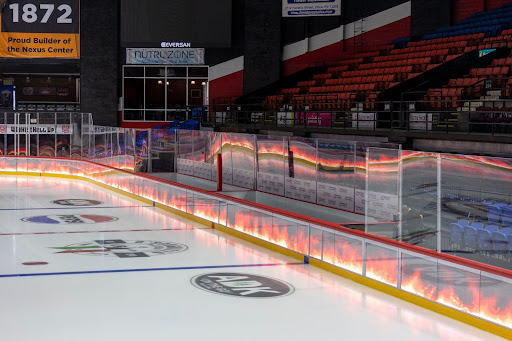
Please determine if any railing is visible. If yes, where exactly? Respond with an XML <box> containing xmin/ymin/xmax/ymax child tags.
<box><xmin>201</xmin><ymin>99</ymin><xmax>512</xmax><ymax>136</ymax></box>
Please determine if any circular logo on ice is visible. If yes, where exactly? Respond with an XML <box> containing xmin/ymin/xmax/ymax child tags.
<box><xmin>51</xmin><ymin>240</ymin><xmax>188</xmax><ymax>258</ymax></box>
<box><xmin>52</xmin><ymin>199</ymin><xmax>103</xmax><ymax>206</ymax></box>
<box><xmin>191</xmin><ymin>272</ymin><xmax>295</xmax><ymax>298</ymax></box>
<box><xmin>22</xmin><ymin>215</ymin><xmax>118</xmax><ymax>224</ymax></box>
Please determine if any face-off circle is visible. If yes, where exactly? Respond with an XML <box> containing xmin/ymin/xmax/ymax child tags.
<box><xmin>191</xmin><ymin>272</ymin><xmax>295</xmax><ymax>298</ymax></box>
<box><xmin>51</xmin><ymin>240</ymin><xmax>188</xmax><ymax>258</ymax></box>
<box><xmin>51</xmin><ymin>199</ymin><xmax>103</xmax><ymax>206</ymax></box>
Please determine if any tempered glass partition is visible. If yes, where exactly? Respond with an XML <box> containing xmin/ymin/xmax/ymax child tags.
<box><xmin>366</xmin><ymin>148</ymin><xmax>400</xmax><ymax>240</ymax></box>
<box><xmin>401</xmin><ymin>151</ymin><xmax>440</xmax><ymax>251</ymax></box>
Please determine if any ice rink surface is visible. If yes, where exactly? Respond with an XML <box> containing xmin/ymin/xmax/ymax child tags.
<box><xmin>0</xmin><ymin>176</ymin><xmax>505</xmax><ymax>341</ymax></box>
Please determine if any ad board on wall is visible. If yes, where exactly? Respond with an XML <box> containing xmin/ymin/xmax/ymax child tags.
<box><xmin>0</xmin><ymin>0</ymin><xmax>80</xmax><ymax>58</ymax></box>
<box><xmin>282</xmin><ymin>0</ymin><xmax>341</xmax><ymax>17</ymax></box>
<box><xmin>126</xmin><ymin>48</ymin><xmax>205</xmax><ymax>65</ymax></box>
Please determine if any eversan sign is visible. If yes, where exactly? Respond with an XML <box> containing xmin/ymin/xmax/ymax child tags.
<box><xmin>126</xmin><ymin>48</ymin><xmax>205</xmax><ymax>65</ymax></box>
<box><xmin>191</xmin><ymin>272</ymin><xmax>295</xmax><ymax>298</ymax></box>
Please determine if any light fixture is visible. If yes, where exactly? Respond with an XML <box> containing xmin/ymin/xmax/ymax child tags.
<box><xmin>25</xmin><ymin>76</ymin><xmax>30</xmax><ymax>83</ymax></box>
<box><xmin>47</xmin><ymin>76</ymin><xmax>51</xmax><ymax>83</ymax></box>
<box><xmin>158</xmin><ymin>80</ymin><xmax>163</xmax><ymax>85</ymax></box>
<box><xmin>166</xmin><ymin>81</ymin><xmax>169</xmax><ymax>85</ymax></box>
<box><xmin>201</xmin><ymin>81</ymin><xmax>206</xmax><ymax>86</ymax></box>
<box><xmin>190</xmin><ymin>80</ymin><xmax>195</xmax><ymax>85</ymax></box>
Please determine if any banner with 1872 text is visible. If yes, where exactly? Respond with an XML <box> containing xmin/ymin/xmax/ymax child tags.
<box><xmin>0</xmin><ymin>0</ymin><xmax>80</xmax><ymax>58</ymax></box>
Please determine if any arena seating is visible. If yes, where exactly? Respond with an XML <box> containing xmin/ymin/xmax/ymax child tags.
<box><xmin>263</xmin><ymin>3</ymin><xmax>512</xmax><ymax>114</ymax></box>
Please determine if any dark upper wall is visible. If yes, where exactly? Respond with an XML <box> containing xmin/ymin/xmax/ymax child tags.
<box><xmin>243</xmin><ymin>0</ymin><xmax>281</xmax><ymax>95</ymax></box>
<box><xmin>411</xmin><ymin>0</ymin><xmax>453</xmax><ymax>38</ymax></box>
<box><xmin>81</xmin><ymin>0</ymin><xmax>120</xmax><ymax>126</ymax></box>
<box><xmin>205</xmin><ymin>0</ymin><xmax>245</xmax><ymax>66</ymax></box>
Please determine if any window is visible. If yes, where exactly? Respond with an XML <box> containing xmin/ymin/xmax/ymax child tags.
<box><xmin>123</xmin><ymin>66</ymin><xmax>209</xmax><ymax>122</ymax></box>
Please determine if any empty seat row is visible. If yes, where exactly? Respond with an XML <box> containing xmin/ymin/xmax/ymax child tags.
<box><xmin>407</xmin><ymin>33</ymin><xmax>483</xmax><ymax>46</ymax></box>
<box><xmin>309</xmin><ymin>83</ymin><xmax>377</xmax><ymax>93</ymax></box>
<box><xmin>450</xmin><ymin>220</ymin><xmax>512</xmax><ymax>253</ymax></box>
<box><xmin>341</xmin><ymin>65</ymin><xmax>415</xmax><ymax>78</ymax></box>
<box><xmin>469</xmin><ymin>66</ymin><xmax>510</xmax><ymax>77</ymax></box>
<box><xmin>374</xmin><ymin>49</ymin><xmax>451</xmax><ymax>63</ymax></box>
<box><xmin>488</xmin><ymin>202</ymin><xmax>512</xmax><ymax>226</ymax></box>
<box><xmin>324</xmin><ymin>74</ymin><xmax>394</xmax><ymax>86</ymax></box>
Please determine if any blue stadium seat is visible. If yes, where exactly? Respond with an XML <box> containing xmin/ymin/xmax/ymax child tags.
<box><xmin>457</xmin><ymin>219</ymin><xmax>471</xmax><ymax>227</ymax></box>
<box><xmin>487</xmin><ymin>204</ymin><xmax>505</xmax><ymax>224</ymax></box>
<box><xmin>477</xmin><ymin>228</ymin><xmax>493</xmax><ymax>252</ymax></box>
<box><xmin>464</xmin><ymin>226</ymin><xmax>479</xmax><ymax>249</ymax></box>
<box><xmin>470</xmin><ymin>222</ymin><xmax>484</xmax><ymax>230</ymax></box>
<box><xmin>492</xmin><ymin>231</ymin><xmax>509</xmax><ymax>255</ymax></box>
<box><xmin>499</xmin><ymin>227</ymin><xmax>512</xmax><ymax>235</ymax></box>
<box><xmin>501</xmin><ymin>206</ymin><xmax>512</xmax><ymax>227</ymax></box>
<box><xmin>485</xmin><ymin>224</ymin><xmax>499</xmax><ymax>232</ymax></box>
<box><xmin>450</xmin><ymin>223</ymin><xmax>464</xmax><ymax>248</ymax></box>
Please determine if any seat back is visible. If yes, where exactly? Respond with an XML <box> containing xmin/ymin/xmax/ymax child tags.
<box><xmin>487</xmin><ymin>205</ymin><xmax>502</xmax><ymax>224</ymax></box>
<box><xmin>457</xmin><ymin>219</ymin><xmax>470</xmax><ymax>227</ymax></box>
<box><xmin>492</xmin><ymin>232</ymin><xmax>509</xmax><ymax>253</ymax></box>
<box><xmin>485</xmin><ymin>225</ymin><xmax>499</xmax><ymax>232</ymax></box>
<box><xmin>477</xmin><ymin>229</ymin><xmax>492</xmax><ymax>251</ymax></box>
<box><xmin>464</xmin><ymin>226</ymin><xmax>478</xmax><ymax>249</ymax></box>
<box><xmin>450</xmin><ymin>223</ymin><xmax>464</xmax><ymax>246</ymax></box>
<box><xmin>502</xmin><ymin>206</ymin><xmax>512</xmax><ymax>227</ymax></box>
<box><xmin>470</xmin><ymin>222</ymin><xmax>484</xmax><ymax>230</ymax></box>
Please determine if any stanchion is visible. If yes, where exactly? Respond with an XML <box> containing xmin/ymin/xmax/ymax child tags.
<box><xmin>217</xmin><ymin>154</ymin><xmax>222</xmax><ymax>192</ymax></box>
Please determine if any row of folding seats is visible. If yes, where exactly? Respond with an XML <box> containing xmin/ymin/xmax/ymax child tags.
<box><xmin>341</xmin><ymin>65</ymin><xmax>414</xmax><ymax>78</ymax></box>
<box><xmin>374</xmin><ymin>49</ymin><xmax>450</xmax><ymax>63</ymax></box>
<box><xmin>464</xmin><ymin>41</ymin><xmax>510</xmax><ymax>52</ymax></box>
<box><xmin>312</xmin><ymin>73</ymin><xmax>332</xmax><ymax>80</ymax></box>
<box><xmin>309</xmin><ymin>83</ymin><xmax>377</xmax><ymax>94</ymax></box>
<box><xmin>282</xmin><ymin>88</ymin><xmax>301</xmax><ymax>95</ymax></box>
<box><xmin>441</xmin><ymin>18</ymin><xmax>512</xmax><ymax>33</ymax></box>
<box><xmin>326</xmin><ymin>65</ymin><xmax>349</xmax><ymax>73</ymax></box>
<box><xmin>469</xmin><ymin>66</ymin><xmax>510</xmax><ymax>77</ymax></box>
<box><xmin>325</xmin><ymin>74</ymin><xmax>394</xmax><ymax>86</ymax></box>
<box><xmin>391</xmin><ymin>43</ymin><xmax>466</xmax><ymax>55</ymax></box>
<box><xmin>424</xmin><ymin>25</ymin><xmax>501</xmax><ymax>40</ymax></box>
<box><xmin>450</xmin><ymin>220</ymin><xmax>512</xmax><ymax>254</ymax></box>
<box><xmin>448</xmin><ymin>77</ymin><xmax>484</xmax><ymax>87</ymax></box>
<box><xmin>297</xmin><ymin>80</ymin><xmax>316</xmax><ymax>87</ymax></box>
<box><xmin>409</xmin><ymin>33</ymin><xmax>484</xmax><ymax>46</ymax></box>
<box><xmin>487</xmin><ymin>202</ymin><xmax>512</xmax><ymax>226</ymax></box>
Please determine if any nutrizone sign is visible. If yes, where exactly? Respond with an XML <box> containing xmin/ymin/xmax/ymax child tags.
<box><xmin>191</xmin><ymin>273</ymin><xmax>295</xmax><ymax>298</ymax></box>
<box><xmin>282</xmin><ymin>0</ymin><xmax>341</xmax><ymax>17</ymax></box>
<box><xmin>126</xmin><ymin>48</ymin><xmax>205</xmax><ymax>65</ymax></box>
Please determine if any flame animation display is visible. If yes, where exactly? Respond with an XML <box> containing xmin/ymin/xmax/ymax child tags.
<box><xmin>1</xmin><ymin>155</ymin><xmax>512</xmax><ymax>332</ymax></box>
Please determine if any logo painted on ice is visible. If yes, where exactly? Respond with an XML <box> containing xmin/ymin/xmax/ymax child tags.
<box><xmin>22</xmin><ymin>215</ymin><xmax>118</xmax><ymax>224</ymax></box>
<box><xmin>191</xmin><ymin>272</ymin><xmax>295</xmax><ymax>298</ymax></box>
<box><xmin>51</xmin><ymin>199</ymin><xmax>103</xmax><ymax>206</ymax></box>
<box><xmin>51</xmin><ymin>240</ymin><xmax>188</xmax><ymax>258</ymax></box>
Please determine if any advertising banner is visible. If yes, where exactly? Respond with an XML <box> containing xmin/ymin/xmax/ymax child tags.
<box><xmin>0</xmin><ymin>0</ymin><xmax>80</xmax><ymax>58</ymax></box>
<box><xmin>282</xmin><ymin>0</ymin><xmax>341</xmax><ymax>17</ymax></box>
<box><xmin>0</xmin><ymin>85</ymin><xmax>14</xmax><ymax>109</ymax></box>
<box><xmin>409</xmin><ymin>113</ymin><xmax>433</xmax><ymax>130</ymax></box>
<box><xmin>126</xmin><ymin>48</ymin><xmax>205</xmax><ymax>65</ymax></box>
<box><xmin>0</xmin><ymin>124</ymin><xmax>73</xmax><ymax>134</ymax></box>
<box><xmin>296</xmin><ymin>112</ymin><xmax>331</xmax><ymax>127</ymax></box>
